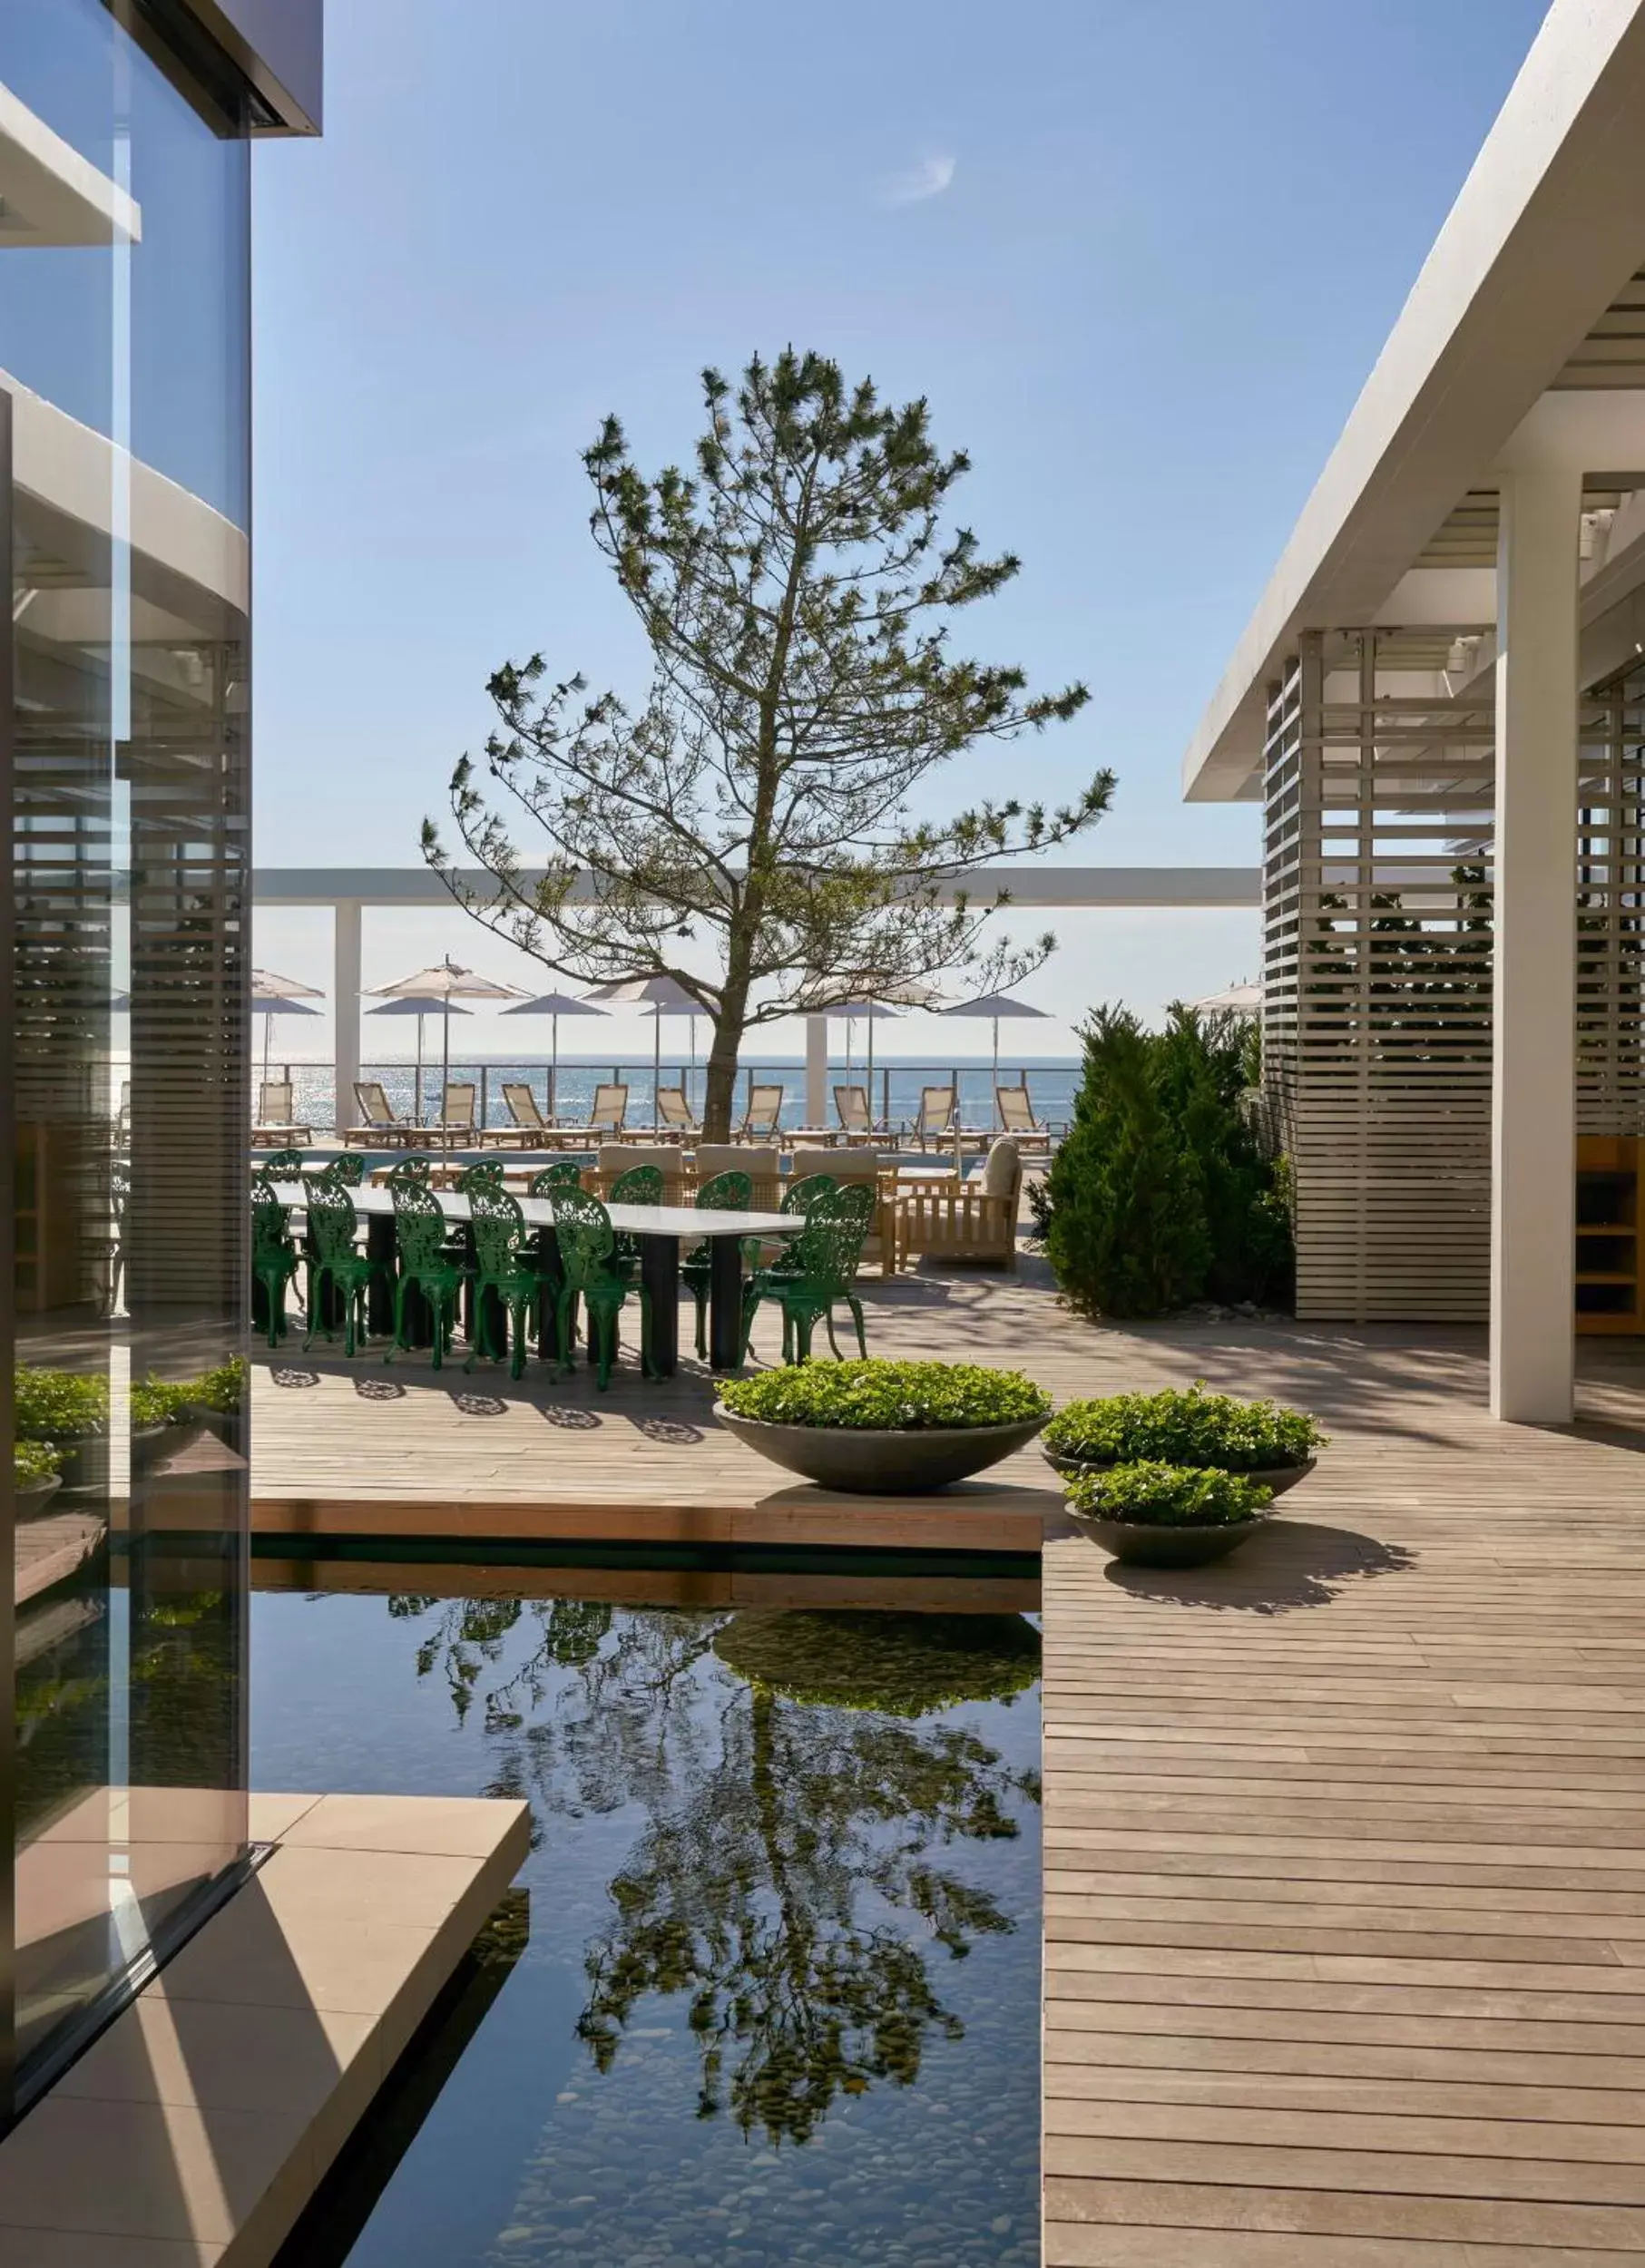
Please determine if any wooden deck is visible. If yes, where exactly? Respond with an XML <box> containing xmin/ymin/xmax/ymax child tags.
<box><xmin>1040</xmin><ymin>1322</ymin><xmax>1645</xmax><ymax>2266</ymax></box>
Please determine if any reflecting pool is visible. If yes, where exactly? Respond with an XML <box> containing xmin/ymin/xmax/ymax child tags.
<box><xmin>254</xmin><ymin>1579</ymin><xmax>1043</xmax><ymax>2268</ymax></box>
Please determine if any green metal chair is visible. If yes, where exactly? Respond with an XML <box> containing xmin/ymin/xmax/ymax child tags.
<box><xmin>384</xmin><ymin>1154</ymin><xmax>431</xmax><ymax>1188</ymax></box>
<box><xmin>605</xmin><ymin>1162</ymin><xmax>665</xmax><ymax>1365</ymax></box>
<box><xmin>465</xmin><ymin>1182</ymin><xmax>539</xmax><ymax>1380</ymax></box>
<box><xmin>300</xmin><ymin>1177</ymin><xmax>380</xmax><ymax>1357</ymax></box>
<box><xmin>740</xmin><ymin>1182</ymin><xmax>874</xmax><ymax>1364</ymax></box>
<box><xmin>259</xmin><ymin>1147</ymin><xmax>307</xmax><ymax>1180</ymax></box>
<box><xmin>455</xmin><ymin>1160</ymin><xmax>505</xmax><ymax>1193</ymax></box>
<box><xmin>251</xmin><ymin>1170</ymin><xmax>302</xmax><ymax>1347</ymax></box>
<box><xmin>529</xmin><ymin>1161</ymin><xmax>584</xmax><ymax>1197</ymax></box>
<box><xmin>384</xmin><ymin>1178</ymin><xmax>466</xmax><ymax>1370</ymax></box>
<box><xmin>546</xmin><ymin>1188</ymin><xmax>651</xmax><ymax>1390</ymax></box>
<box><xmin>681</xmin><ymin>1169</ymin><xmax>753</xmax><ymax>1360</ymax></box>
<box><xmin>324</xmin><ymin>1152</ymin><xmax>367</xmax><ymax>1187</ymax></box>
<box><xmin>781</xmin><ymin>1171</ymin><xmax>837</xmax><ymax>1217</ymax></box>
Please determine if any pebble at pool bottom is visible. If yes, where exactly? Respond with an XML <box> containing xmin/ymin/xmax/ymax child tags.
<box><xmin>253</xmin><ymin>1588</ymin><xmax>1043</xmax><ymax>2268</ymax></box>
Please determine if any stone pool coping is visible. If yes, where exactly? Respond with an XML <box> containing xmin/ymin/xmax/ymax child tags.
<box><xmin>0</xmin><ymin>1790</ymin><xmax>530</xmax><ymax>2265</ymax></box>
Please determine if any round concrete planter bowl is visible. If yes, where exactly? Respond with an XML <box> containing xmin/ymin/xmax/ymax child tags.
<box><xmin>1045</xmin><ymin>1452</ymin><xmax>1317</xmax><ymax>1501</ymax></box>
<box><xmin>1070</xmin><ymin>1505</ymin><xmax>1278</xmax><ymax>1569</ymax></box>
<box><xmin>713</xmin><ymin>1407</ymin><xmax>1049</xmax><ymax>1494</ymax></box>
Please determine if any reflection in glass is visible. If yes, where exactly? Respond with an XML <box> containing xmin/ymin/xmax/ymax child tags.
<box><xmin>5</xmin><ymin>0</ymin><xmax>250</xmax><ymax>2097</ymax></box>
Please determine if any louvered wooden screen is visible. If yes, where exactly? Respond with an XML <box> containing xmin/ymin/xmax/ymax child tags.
<box><xmin>1264</xmin><ymin>636</ymin><xmax>1645</xmax><ymax>1321</ymax></box>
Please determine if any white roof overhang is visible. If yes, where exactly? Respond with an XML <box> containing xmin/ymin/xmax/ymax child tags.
<box><xmin>1184</xmin><ymin>0</ymin><xmax>1645</xmax><ymax>803</ymax></box>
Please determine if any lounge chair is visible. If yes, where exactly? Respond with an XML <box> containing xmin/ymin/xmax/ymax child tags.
<box><xmin>483</xmin><ymin>1080</ymin><xmax>553</xmax><ymax>1149</ymax></box>
<box><xmin>895</xmin><ymin>1136</ymin><xmax>1023</xmax><ymax>1272</ymax></box>
<box><xmin>833</xmin><ymin>1083</ymin><xmax>891</xmax><ymax>1147</ymax></box>
<box><xmin>739</xmin><ymin>1083</ymin><xmax>784</xmax><ymax>1139</ymax></box>
<box><xmin>428</xmin><ymin>1081</ymin><xmax>477</xmax><ymax>1148</ymax></box>
<box><xmin>655</xmin><ymin>1085</ymin><xmax>700</xmax><ymax>1139</ymax></box>
<box><xmin>252</xmin><ymin>1079</ymin><xmax>313</xmax><ymax>1148</ymax></box>
<box><xmin>995</xmin><ymin>1081</ymin><xmax>1053</xmax><ymax>1155</ymax></box>
<box><xmin>341</xmin><ymin>1079</ymin><xmax>430</xmax><ymax>1150</ymax></box>
<box><xmin>908</xmin><ymin>1084</ymin><xmax>956</xmax><ymax>1147</ymax></box>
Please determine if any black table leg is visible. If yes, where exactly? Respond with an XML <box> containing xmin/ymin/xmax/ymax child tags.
<box><xmin>534</xmin><ymin>1226</ymin><xmax>563</xmax><ymax>1363</ymax></box>
<box><xmin>638</xmin><ymin>1233</ymin><xmax>679</xmax><ymax>1377</ymax></box>
<box><xmin>366</xmin><ymin>1215</ymin><xmax>397</xmax><ymax>1335</ymax></box>
<box><xmin>708</xmin><ymin>1235</ymin><xmax>745</xmax><ymax>1371</ymax></box>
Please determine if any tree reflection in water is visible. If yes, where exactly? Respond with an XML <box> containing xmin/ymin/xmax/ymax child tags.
<box><xmin>390</xmin><ymin>1596</ymin><xmax>1041</xmax><ymax>2145</ymax></box>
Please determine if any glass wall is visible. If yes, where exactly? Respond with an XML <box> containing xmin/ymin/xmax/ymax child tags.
<box><xmin>3</xmin><ymin>0</ymin><xmax>251</xmax><ymax>2103</ymax></box>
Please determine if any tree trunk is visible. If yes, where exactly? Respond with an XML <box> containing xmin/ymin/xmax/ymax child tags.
<box><xmin>701</xmin><ymin>1012</ymin><xmax>743</xmax><ymax>1142</ymax></box>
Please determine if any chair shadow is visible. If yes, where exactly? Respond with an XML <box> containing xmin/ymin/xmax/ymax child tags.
<box><xmin>269</xmin><ymin>1367</ymin><xmax>322</xmax><ymax>1390</ymax></box>
<box><xmin>636</xmin><ymin>1417</ymin><xmax>705</xmax><ymax>1446</ymax></box>
<box><xmin>1095</xmin><ymin>1521</ymin><xmax>1416</xmax><ymax>1616</ymax></box>
<box><xmin>448</xmin><ymin>1392</ymin><xmax>508</xmax><ymax>1417</ymax></box>
<box><xmin>353</xmin><ymin>1377</ymin><xmax>406</xmax><ymax>1403</ymax></box>
<box><xmin>538</xmin><ymin>1404</ymin><xmax>602</xmax><ymax>1431</ymax></box>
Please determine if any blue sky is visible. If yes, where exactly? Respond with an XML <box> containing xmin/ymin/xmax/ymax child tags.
<box><xmin>250</xmin><ymin>0</ymin><xmax>1550</xmax><ymax>1058</ymax></box>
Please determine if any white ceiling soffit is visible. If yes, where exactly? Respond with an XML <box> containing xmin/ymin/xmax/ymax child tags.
<box><xmin>2</xmin><ymin>371</ymin><xmax>248</xmax><ymax>614</ymax></box>
<box><xmin>0</xmin><ymin>81</ymin><xmax>141</xmax><ymax>247</ymax></box>
<box><xmin>1182</xmin><ymin>0</ymin><xmax>1645</xmax><ymax>804</ymax></box>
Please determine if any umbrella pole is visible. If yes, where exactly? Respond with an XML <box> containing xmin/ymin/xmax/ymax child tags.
<box><xmin>262</xmin><ymin>1011</ymin><xmax>271</xmax><ymax>1085</ymax></box>
<box><xmin>993</xmin><ymin>1016</ymin><xmax>1000</xmax><ymax>1121</ymax></box>
<box><xmin>867</xmin><ymin>1013</ymin><xmax>875</xmax><ymax>1122</ymax></box>
<box><xmin>416</xmin><ymin>1015</ymin><xmax>424</xmax><ymax>1125</ymax></box>
<box><xmin>653</xmin><ymin>1013</ymin><xmax>661</xmax><ymax>1130</ymax></box>
<box><xmin>442</xmin><ymin>1002</ymin><xmax>451</xmax><ymax>1129</ymax></box>
<box><xmin>549</xmin><ymin>1014</ymin><xmax>557</xmax><ymax>1124</ymax></box>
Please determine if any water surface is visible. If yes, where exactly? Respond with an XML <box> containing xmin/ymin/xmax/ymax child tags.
<box><xmin>254</xmin><ymin>1583</ymin><xmax>1043</xmax><ymax>2268</ymax></box>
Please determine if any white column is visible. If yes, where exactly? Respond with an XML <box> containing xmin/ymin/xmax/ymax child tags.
<box><xmin>333</xmin><ymin>898</ymin><xmax>362</xmax><ymax>1133</ymax></box>
<box><xmin>805</xmin><ymin>1013</ymin><xmax>828</xmax><ymax>1126</ymax></box>
<box><xmin>1491</xmin><ymin>464</ymin><xmax>1581</xmax><ymax>1423</ymax></box>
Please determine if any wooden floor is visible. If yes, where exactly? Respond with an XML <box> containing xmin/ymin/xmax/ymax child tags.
<box><xmin>1041</xmin><ymin>1326</ymin><xmax>1645</xmax><ymax>2267</ymax></box>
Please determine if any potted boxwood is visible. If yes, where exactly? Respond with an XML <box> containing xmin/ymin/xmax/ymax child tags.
<box><xmin>14</xmin><ymin>1367</ymin><xmax>110</xmax><ymax>1497</ymax></box>
<box><xmin>1065</xmin><ymin>1460</ymin><xmax>1275</xmax><ymax>1567</ymax></box>
<box><xmin>14</xmin><ymin>1440</ymin><xmax>64</xmax><ymax>1520</ymax></box>
<box><xmin>1043</xmin><ymin>1383</ymin><xmax>1324</xmax><ymax>1499</ymax></box>
<box><xmin>715</xmin><ymin>1359</ymin><xmax>1052</xmax><ymax>1494</ymax></box>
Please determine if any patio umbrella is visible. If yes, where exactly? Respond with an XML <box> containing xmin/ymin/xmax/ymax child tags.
<box><xmin>501</xmin><ymin>990</ymin><xmax>610</xmax><ymax>1119</ymax></box>
<box><xmin>939</xmin><ymin>989</ymin><xmax>1053</xmax><ymax>1104</ymax></box>
<box><xmin>367</xmin><ymin>957</ymin><xmax>530</xmax><ymax>1116</ymax></box>
<box><xmin>1190</xmin><ymin>979</ymin><xmax>1263</xmax><ymax>1015</ymax></box>
<box><xmin>250</xmin><ymin>967</ymin><xmax>324</xmax><ymax>1081</ymax></box>
<box><xmin>367</xmin><ymin>994</ymin><xmax>473</xmax><ymax>1126</ymax></box>
<box><xmin>584</xmin><ymin>974</ymin><xmax>702</xmax><ymax>1128</ymax></box>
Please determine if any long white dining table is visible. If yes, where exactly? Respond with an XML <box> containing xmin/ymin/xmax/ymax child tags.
<box><xmin>269</xmin><ymin>1180</ymin><xmax>799</xmax><ymax>1374</ymax></box>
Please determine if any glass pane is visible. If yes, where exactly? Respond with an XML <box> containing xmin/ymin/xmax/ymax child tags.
<box><xmin>4</xmin><ymin>0</ymin><xmax>250</xmax><ymax>2091</ymax></box>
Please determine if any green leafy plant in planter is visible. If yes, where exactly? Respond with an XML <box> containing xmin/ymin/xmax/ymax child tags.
<box><xmin>720</xmin><ymin>1359</ymin><xmax>1050</xmax><ymax>1431</ymax></box>
<box><xmin>1043</xmin><ymin>1383</ymin><xmax>1324</xmax><ymax>1488</ymax></box>
<box><xmin>14</xmin><ymin>1367</ymin><xmax>109</xmax><ymax>1442</ymax></box>
<box><xmin>1065</xmin><ymin>1459</ymin><xmax>1275</xmax><ymax>1569</ymax></box>
<box><xmin>188</xmin><ymin>1358</ymin><xmax>248</xmax><ymax>1415</ymax></box>
<box><xmin>1067</xmin><ymin>1461</ymin><xmax>1271</xmax><ymax>1527</ymax></box>
<box><xmin>716</xmin><ymin>1360</ymin><xmax>1053</xmax><ymax>1494</ymax></box>
<box><xmin>14</xmin><ymin>1440</ymin><xmax>64</xmax><ymax>1489</ymax></box>
<box><xmin>132</xmin><ymin>1376</ymin><xmax>192</xmax><ymax>1431</ymax></box>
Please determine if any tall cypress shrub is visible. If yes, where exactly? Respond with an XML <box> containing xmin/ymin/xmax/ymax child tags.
<box><xmin>1044</xmin><ymin>1009</ymin><xmax>1210</xmax><ymax>1317</ymax></box>
<box><xmin>1043</xmin><ymin>1003</ymin><xmax>1294</xmax><ymax>1316</ymax></box>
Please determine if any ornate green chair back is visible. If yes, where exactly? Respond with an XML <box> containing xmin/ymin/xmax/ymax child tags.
<box><xmin>530</xmin><ymin>1161</ymin><xmax>584</xmax><ymax>1197</ymax></box>
<box><xmin>547</xmin><ymin>1188</ymin><xmax>618</xmax><ymax>1287</ymax></box>
<box><xmin>469</xmin><ymin>1181</ymin><xmax>531</xmax><ymax>1276</ymax></box>
<box><xmin>608</xmin><ymin>1164</ymin><xmax>663</xmax><ymax>1207</ymax></box>
<box><xmin>455</xmin><ymin>1160</ymin><xmax>505</xmax><ymax>1194</ymax></box>
<box><xmin>251</xmin><ymin>1170</ymin><xmax>292</xmax><ymax>1257</ymax></box>
<box><xmin>781</xmin><ymin>1171</ymin><xmax>837</xmax><ymax>1216</ymax></box>
<box><xmin>303</xmin><ymin>1178</ymin><xmax>362</xmax><ymax>1268</ymax></box>
<box><xmin>389</xmin><ymin>1177</ymin><xmax>451</xmax><ymax>1274</ymax></box>
<box><xmin>695</xmin><ymin>1170</ymin><xmax>752</xmax><ymax>1213</ymax></box>
<box><xmin>260</xmin><ymin>1147</ymin><xmax>306</xmax><ymax>1178</ymax></box>
<box><xmin>385</xmin><ymin>1155</ymin><xmax>431</xmax><ymax>1188</ymax></box>
<box><xmin>790</xmin><ymin>1185</ymin><xmax>872</xmax><ymax>1294</ymax></box>
<box><xmin>326</xmin><ymin>1153</ymin><xmax>367</xmax><ymax>1187</ymax></box>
